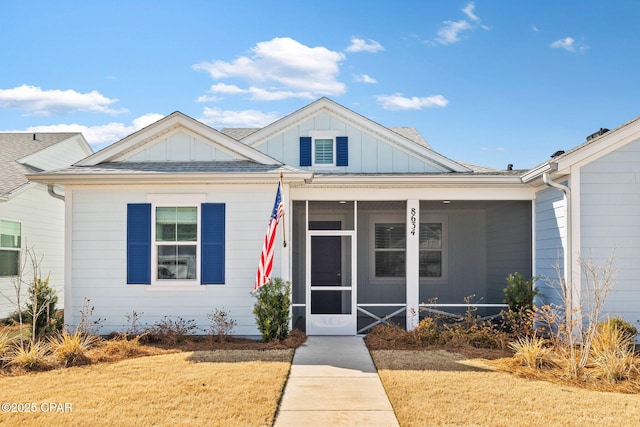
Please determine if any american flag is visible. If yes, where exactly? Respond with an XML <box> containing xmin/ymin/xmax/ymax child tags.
<box><xmin>254</xmin><ymin>182</ymin><xmax>284</xmax><ymax>291</ymax></box>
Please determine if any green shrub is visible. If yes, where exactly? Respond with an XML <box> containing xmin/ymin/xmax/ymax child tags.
<box><xmin>24</xmin><ymin>277</ymin><xmax>59</xmax><ymax>337</ymax></box>
<box><xmin>252</xmin><ymin>278</ymin><xmax>291</xmax><ymax>342</ymax></box>
<box><xmin>503</xmin><ymin>272</ymin><xmax>538</xmax><ymax>312</ymax></box>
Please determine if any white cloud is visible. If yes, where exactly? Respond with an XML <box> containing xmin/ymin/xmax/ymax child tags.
<box><xmin>551</xmin><ymin>36</ymin><xmax>576</xmax><ymax>51</ymax></box>
<box><xmin>354</xmin><ymin>74</ymin><xmax>377</xmax><ymax>84</ymax></box>
<box><xmin>435</xmin><ymin>2</ymin><xmax>488</xmax><ymax>45</ymax></box>
<box><xmin>376</xmin><ymin>93</ymin><xmax>449</xmax><ymax>110</ymax></box>
<box><xmin>462</xmin><ymin>2</ymin><xmax>480</xmax><ymax>22</ymax></box>
<box><xmin>193</xmin><ymin>37</ymin><xmax>346</xmax><ymax>99</ymax></box>
<box><xmin>437</xmin><ymin>20</ymin><xmax>472</xmax><ymax>45</ymax></box>
<box><xmin>481</xmin><ymin>147</ymin><xmax>506</xmax><ymax>152</ymax></box>
<box><xmin>199</xmin><ymin>107</ymin><xmax>281</xmax><ymax>128</ymax></box>
<box><xmin>550</xmin><ymin>36</ymin><xmax>588</xmax><ymax>53</ymax></box>
<box><xmin>19</xmin><ymin>113</ymin><xmax>164</xmax><ymax>148</ymax></box>
<box><xmin>532</xmin><ymin>25</ymin><xmax>539</xmax><ymax>32</ymax></box>
<box><xmin>0</xmin><ymin>84</ymin><xmax>127</xmax><ymax>116</ymax></box>
<box><xmin>345</xmin><ymin>38</ymin><xmax>385</xmax><ymax>53</ymax></box>
<box><xmin>199</xmin><ymin>83</ymin><xmax>314</xmax><ymax>101</ymax></box>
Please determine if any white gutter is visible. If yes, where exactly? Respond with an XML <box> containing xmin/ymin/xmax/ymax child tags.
<box><xmin>542</xmin><ymin>165</ymin><xmax>573</xmax><ymax>326</ymax></box>
<box><xmin>47</xmin><ymin>185</ymin><xmax>65</xmax><ymax>201</ymax></box>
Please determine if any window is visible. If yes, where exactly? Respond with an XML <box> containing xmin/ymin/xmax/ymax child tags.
<box><xmin>314</xmin><ymin>139</ymin><xmax>334</xmax><ymax>165</ymax></box>
<box><xmin>419</xmin><ymin>223</ymin><xmax>442</xmax><ymax>277</ymax></box>
<box><xmin>155</xmin><ymin>207</ymin><xmax>197</xmax><ymax>280</ymax></box>
<box><xmin>373</xmin><ymin>220</ymin><xmax>445</xmax><ymax>279</ymax></box>
<box><xmin>0</xmin><ymin>220</ymin><xmax>21</xmax><ymax>276</ymax></box>
<box><xmin>375</xmin><ymin>223</ymin><xmax>405</xmax><ymax>277</ymax></box>
<box><xmin>127</xmin><ymin>198</ymin><xmax>225</xmax><ymax>286</ymax></box>
<box><xmin>300</xmin><ymin>134</ymin><xmax>348</xmax><ymax>167</ymax></box>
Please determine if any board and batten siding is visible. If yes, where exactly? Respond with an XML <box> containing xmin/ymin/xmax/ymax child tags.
<box><xmin>0</xmin><ymin>185</ymin><xmax>65</xmax><ymax>317</ymax></box>
<box><xmin>580</xmin><ymin>139</ymin><xmax>640</xmax><ymax>325</ymax></box>
<box><xmin>68</xmin><ymin>185</ymin><xmax>282</xmax><ymax>335</ymax></box>
<box><xmin>534</xmin><ymin>186</ymin><xmax>566</xmax><ymax>308</ymax></box>
<box><xmin>253</xmin><ymin>111</ymin><xmax>445</xmax><ymax>173</ymax></box>
<box><xmin>124</xmin><ymin>130</ymin><xmax>237</xmax><ymax>162</ymax></box>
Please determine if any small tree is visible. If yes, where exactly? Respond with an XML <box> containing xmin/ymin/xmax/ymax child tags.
<box><xmin>252</xmin><ymin>277</ymin><xmax>291</xmax><ymax>342</ymax></box>
<box><xmin>24</xmin><ymin>276</ymin><xmax>58</xmax><ymax>338</ymax></box>
<box><xmin>503</xmin><ymin>272</ymin><xmax>538</xmax><ymax>313</ymax></box>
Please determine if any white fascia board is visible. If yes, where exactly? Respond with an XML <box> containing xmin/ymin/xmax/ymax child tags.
<box><xmin>26</xmin><ymin>171</ymin><xmax>313</xmax><ymax>186</ymax></box>
<box><xmin>19</xmin><ymin>134</ymin><xmax>93</xmax><ymax>167</ymax></box>
<box><xmin>521</xmin><ymin>162</ymin><xmax>555</xmax><ymax>184</ymax></box>
<box><xmin>76</xmin><ymin>112</ymin><xmax>279</xmax><ymax>166</ymax></box>
<box><xmin>307</xmin><ymin>174</ymin><xmax>526</xmax><ymax>186</ymax></box>
<box><xmin>241</xmin><ymin>98</ymin><xmax>470</xmax><ymax>173</ymax></box>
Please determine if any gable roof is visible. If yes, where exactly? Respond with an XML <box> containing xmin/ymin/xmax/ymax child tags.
<box><xmin>522</xmin><ymin>115</ymin><xmax>640</xmax><ymax>184</ymax></box>
<box><xmin>76</xmin><ymin>111</ymin><xmax>281</xmax><ymax>166</ymax></box>
<box><xmin>241</xmin><ymin>97</ymin><xmax>470</xmax><ymax>173</ymax></box>
<box><xmin>0</xmin><ymin>132</ymin><xmax>88</xmax><ymax>197</ymax></box>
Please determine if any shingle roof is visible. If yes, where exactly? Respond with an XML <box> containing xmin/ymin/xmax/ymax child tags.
<box><xmin>0</xmin><ymin>133</ymin><xmax>79</xmax><ymax>196</ymax></box>
<box><xmin>220</xmin><ymin>128</ymin><xmax>260</xmax><ymax>140</ymax></box>
<box><xmin>388</xmin><ymin>127</ymin><xmax>431</xmax><ymax>149</ymax></box>
<box><xmin>39</xmin><ymin>161</ymin><xmax>299</xmax><ymax>176</ymax></box>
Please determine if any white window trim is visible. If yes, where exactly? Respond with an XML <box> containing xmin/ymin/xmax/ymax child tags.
<box><xmin>0</xmin><ymin>218</ymin><xmax>22</xmax><ymax>278</ymax></box>
<box><xmin>368</xmin><ymin>213</ymin><xmax>448</xmax><ymax>284</ymax></box>
<box><xmin>419</xmin><ymin>214</ymin><xmax>448</xmax><ymax>284</ymax></box>
<box><xmin>147</xmin><ymin>194</ymin><xmax>206</xmax><ymax>287</ymax></box>
<box><xmin>309</xmin><ymin>130</ymin><xmax>340</xmax><ymax>168</ymax></box>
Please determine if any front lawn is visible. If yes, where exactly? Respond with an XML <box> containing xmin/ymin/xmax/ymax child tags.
<box><xmin>0</xmin><ymin>349</ymin><xmax>292</xmax><ymax>426</ymax></box>
<box><xmin>372</xmin><ymin>349</ymin><xmax>640</xmax><ymax>427</ymax></box>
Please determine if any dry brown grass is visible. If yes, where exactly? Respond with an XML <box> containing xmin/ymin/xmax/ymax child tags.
<box><xmin>0</xmin><ymin>349</ymin><xmax>292</xmax><ymax>426</ymax></box>
<box><xmin>373</xmin><ymin>350</ymin><xmax>640</xmax><ymax>427</ymax></box>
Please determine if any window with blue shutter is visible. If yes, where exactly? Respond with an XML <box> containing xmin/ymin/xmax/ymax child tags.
<box><xmin>336</xmin><ymin>136</ymin><xmax>348</xmax><ymax>166</ymax></box>
<box><xmin>201</xmin><ymin>203</ymin><xmax>225</xmax><ymax>284</ymax></box>
<box><xmin>127</xmin><ymin>204</ymin><xmax>151</xmax><ymax>284</ymax></box>
<box><xmin>300</xmin><ymin>136</ymin><xmax>312</xmax><ymax>166</ymax></box>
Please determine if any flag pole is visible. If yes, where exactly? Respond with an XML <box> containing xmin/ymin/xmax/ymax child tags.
<box><xmin>280</xmin><ymin>171</ymin><xmax>287</xmax><ymax>247</ymax></box>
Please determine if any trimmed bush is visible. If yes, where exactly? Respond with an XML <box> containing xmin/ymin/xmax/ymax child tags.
<box><xmin>253</xmin><ymin>278</ymin><xmax>291</xmax><ymax>342</ymax></box>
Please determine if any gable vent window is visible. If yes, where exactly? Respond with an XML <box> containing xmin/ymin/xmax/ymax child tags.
<box><xmin>314</xmin><ymin>139</ymin><xmax>334</xmax><ymax>165</ymax></box>
<box><xmin>300</xmin><ymin>134</ymin><xmax>348</xmax><ymax>167</ymax></box>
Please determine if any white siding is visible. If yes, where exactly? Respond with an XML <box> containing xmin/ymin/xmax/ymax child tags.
<box><xmin>253</xmin><ymin>111</ymin><xmax>445</xmax><ymax>173</ymax></box>
<box><xmin>534</xmin><ymin>186</ymin><xmax>566</xmax><ymax>307</ymax></box>
<box><xmin>125</xmin><ymin>130</ymin><xmax>237</xmax><ymax>162</ymax></box>
<box><xmin>22</xmin><ymin>135</ymin><xmax>91</xmax><ymax>171</ymax></box>
<box><xmin>0</xmin><ymin>185</ymin><xmax>65</xmax><ymax>317</ymax></box>
<box><xmin>580</xmin><ymin>139</ymin><xmax>640</xmax><ymax>327</ymax></box>
<box><xmin>67</xmin><ymin>184</ymin><xmax>282</xmax><ymax>335</ymax></box>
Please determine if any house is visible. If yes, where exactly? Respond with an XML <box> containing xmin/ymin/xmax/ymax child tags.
<box><xmin>523</xmin><ymin>118</ymin><xmax>640</xmax><ymax>330</ymax></box>
<box><xmin>26</xmin><ymin>98</ymin><xmax>640</xmax><ymax>337</ymax></box>
<box><xmin>0</xmin><ymin>133</ymin><xmax>93</xmax><ymax>318</ymax></box>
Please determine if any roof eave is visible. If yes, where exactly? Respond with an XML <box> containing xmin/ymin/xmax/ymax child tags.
<box><xmin>307</xmin><ymin>174</ymin><xmax>528</xmax><ymax>187</ymax></box>
<box><xmin>27</xmin><ymin>171</ymin><xmax>314</xmax><ymax>186</ymax></box>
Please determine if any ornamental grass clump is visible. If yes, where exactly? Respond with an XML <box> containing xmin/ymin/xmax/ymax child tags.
<box><xmin>49</xmin><ymin>329</ymin><xmax>101</xmax><ymax>367</ymax></box>
<box><xmin>508</xmin><ymin>335</ymin><xmax>550</xmax><ymax>369</ymax></box>
<box><xmin>8</xmin><ymin>341</ymin><xmax>49</xmax><ymax>370</ymax></box>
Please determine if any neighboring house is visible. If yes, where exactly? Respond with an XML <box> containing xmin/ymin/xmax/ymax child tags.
<box><xmin>27</xmin><ymin>98</ymin><xmax>640</xmax><ymax>337</ymax></box>
<box><xmin>523</xmin><ymin>119</ymin><xmax>640</xmax><ymax>329</ymax></box>
<box><xmin>0</xmin><ymin>133</ymin><xmax>93</xmax><ymax>318</ymax></box>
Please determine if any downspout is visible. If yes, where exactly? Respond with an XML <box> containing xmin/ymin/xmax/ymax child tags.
<box><xmin>542</xmin><ymin>167</ymin><xmax>573</xmax><ymax>327</ymax></box>
<box><xmin>47</xmin><ymin>185</ymin><xmax>65</xmax><ymax>201</ymax></box>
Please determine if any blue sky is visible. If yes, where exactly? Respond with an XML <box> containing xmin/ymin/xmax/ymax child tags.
<box><xmin>1</xmin><ymin>0</ymin><xmax>639</xmax><ymax>170</ymax></box>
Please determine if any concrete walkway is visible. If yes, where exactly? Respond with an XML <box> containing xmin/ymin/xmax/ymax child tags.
<box><xmin>273</xmin><ymin>336</ymin><xmax>399</xmax><ymax>427</ymax></box>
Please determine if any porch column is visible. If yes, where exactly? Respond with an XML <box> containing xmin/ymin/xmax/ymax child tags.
<box><xmin>406</xmin><ymin>199</ymin><xmax>420</xmax><ymax>330</ymax></box>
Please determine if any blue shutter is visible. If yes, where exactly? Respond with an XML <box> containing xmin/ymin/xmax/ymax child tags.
<box><xmin>127</xmin><ymin>204</ymin><xmax>151</xmax><ymax>284</ymax></box>
<box><xmin>336</xmin><ymin>136</ymin><xmax>348</xmax><ymax>166</ymax></box>
<box><xmin>201</xmin><ymin>203</ymin><xmax>225</xmax><ymax>284</ymax></box>
<box><xmin>300</xmin><ymin>136</ymin><xmax>312</xmax><ymax>166</ymax></box>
